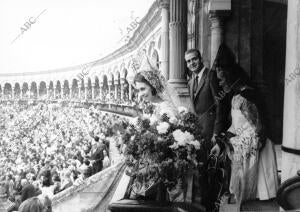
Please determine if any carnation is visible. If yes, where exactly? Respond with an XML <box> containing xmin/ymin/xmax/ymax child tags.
<box><xmin>156</xmin><ymin>122</ymin><xmax>170</xmax><ymax>134</ymax></box>
<box><xmin>129</xmin><ymin>117</ymin><xmax>139</xmax><ymax>126</ymax></box>
<box><xmin>149</xmin><ymin>115</ymin><xmax>159</xmax><ymax>126</ymax></box>
<box><xmin>190</xmin><ymin>140</ymin><xmax>201</xmax><ymax>150</ymax></box>
<box><xmin>172</xmin><ymin>129</ymin><xmax>186</xmax><ymax>146</ymax></box>
<box><xmin>169</xmin><ymin>116</ymin><xmax>178</xmax><ymax>125</ymax></box>
<box><xmin>178</xmin><ymin>106</ymin><xmax>188</xmax><ymax>114</ymax></box>
<box><xmin>172</xmin><ymin>130</ymin><xmax>195</xmax><ymax>147</ymax></box>
<box><xmin>143</xmin><ymin>114</ymin><xmax>151</xmax><ymax>119</ymax></box>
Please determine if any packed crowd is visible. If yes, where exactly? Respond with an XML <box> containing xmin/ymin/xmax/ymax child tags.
<box><xmin>0</xmin><ymin>102</ymin><xmax>127</xmax><ymax>211</ymax></box>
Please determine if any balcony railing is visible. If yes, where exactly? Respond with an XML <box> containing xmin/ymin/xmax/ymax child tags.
<box><xmin>0</xmin><ymin>98</ymin><xmax>138</xmax><ymax>117</ymax></box>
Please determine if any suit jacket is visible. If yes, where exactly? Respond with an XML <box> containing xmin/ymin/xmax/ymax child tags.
<box><xmin>21</xmin><ymin>184</ymin><xmax>36</xmax><ymax>202</ymax></box>
<box><xmin>188</xmin><ymin>67</ymin><xmax>226</xmax><ymax>139</ymax></box>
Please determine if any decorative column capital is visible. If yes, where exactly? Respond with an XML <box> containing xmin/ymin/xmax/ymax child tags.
<box><xmin>208</xmin><ymin>0</ymin><xmax>231</xmax><ymax>11</ymax></box>
<box><xmin>209</xmin><ymin>10</ymin><xmax>230</xmax><ymax>23</ymax></box>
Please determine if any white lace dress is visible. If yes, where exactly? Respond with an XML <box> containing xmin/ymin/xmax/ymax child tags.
<box><xmin>228</xmin><ymin>92</ymin><xmax>278</xmax><ymax>203</ymax></box>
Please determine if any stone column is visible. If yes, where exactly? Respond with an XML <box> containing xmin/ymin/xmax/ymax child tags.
<box><xmin>282</xmin><ymin>0</ymin><xmax>300</xmax><ymax>181</ymax></box>
<box><xmin>20</xmin><ymin>89</ymin><xmax>23</xmax><ymax>99</ymax></box>
<box><xmin>78</xmin><ymin>81</ymin><xmax>82</xmax><ymax>99</ymax></box>
<box><xmin>168</xmin><ymin>0</ymin><xmax>191</xmax><ymax>108</ymax></box>
<box><xmin>160</xmin><ymin>0</ymin><xmax>170</xmax><ymax>79</ymax></box>
<box><xmin>129</xmin><ymin>84</ymin><xmax>132</xmax><ymax>101</ymax></box>
<box><xmin>208</xmin><ymin>0</ymin><xmax>231</xmax><ymax>65</ymax></box>
<box><xmin>187</xmin><ymin>0</ymin><xmax>199</xmax><ymax>49</ymax></box>
<box><xmin>69</xmin><ymin>86</ymin><xmax>73</xmax><ymax>99</ymax></box>
<box><xmin>53</xmin><ymin>87</ymin><xmax>56</xmax><ymax>99</ymax></box>
<box><xmin>99</xmin><ymin>83</ymin><xmax>103</xmax><ymax>101</ymax></box>
<box><xmin>57</xmin><ymin>87</ymin><xmax>61</xmax><ymax>99</ymax></box>
<box><xmin>84</xmin><ymin>83</ymin><xmax>88</xmax><ymax>100</ymax></box>
<box><xmin>114</xmin><ymin>80</ymin><xmax>118</xmax><ymax>100</ymax></box>
<box><xmin>36</xmin><ymin>88</ymin><xmax>39</xmax><ymax>99</ymax></box>
<box><xmin>108</xmin><ymin>80</ymin><xmax>112</xmax><ymax>101</ymax></box>
<box><xmin>91</xmin><ymin>83</ymin><xmax>95</xmax><ymax>100</ymax></box>
<box><xmin>120</xmin><ymin>79</ymin><xmax>125</xmax><ymax>100</ymax></box>
<box><xmin>47</xmin><ymin>86</ymin><xmax>51</xmax><ymax>99</ymax></box>
<box><xmin>12</xmin><ymin>87</ymin><xmax>15</xmax><ymax>99</ymax></box>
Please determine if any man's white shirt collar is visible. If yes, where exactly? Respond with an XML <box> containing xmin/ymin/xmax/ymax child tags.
<box><xmin>194</xmin><ymin>67</ymin><xmax>206</xmax><ymax>83</ymax></box>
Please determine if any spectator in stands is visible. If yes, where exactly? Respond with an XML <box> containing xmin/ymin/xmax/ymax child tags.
<box><xmin>0</xmin><ymin>102</ymin><xmax>128</xmax><ymax>204</ymax></box>
<box><xmin>21</xmin><ymin>178</ymin><xmax>36</xmax><ymax>202</ymax></box>
<box><xmin>39</xmin><ymin>176</ymin><xmax>54</xmax><ymax>199</ymax></box>
<box><xmin>18</xmin><ymin>194</ymin><xmax>52</xmax><ymax>212</ymax></box>
<box><xmin>60</xmin><ymin>170</ymin><xmax>73</xmax><ymax>192</ymax></box>
<box><xmin>102</xmin><ymin>150</ymin><xmax>111</xmax><ymax>169</ymax></box>
<box><xmin>79</xmin><ymin>159</ymin><xmax>93</xmax><ymax>179</ymax></box>
<box><xmin>52</xmin><ymin>175</ymin><xmax>61</xmax><ymax>195</ymax></box>
<box><xmin>90</xmin><ymin>138</ymin><xmax>104</xmax><ymax>173</ymax></box>
<box><xmin>0</xmin><ymin>176</ymin><xmax>9</xmax><ymax>199</ymax></box>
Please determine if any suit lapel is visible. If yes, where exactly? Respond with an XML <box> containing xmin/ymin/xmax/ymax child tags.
<box><xmin>194</xmin><ymin>68</ymin><xmax>208</xmax><ymax>98</ymax></box>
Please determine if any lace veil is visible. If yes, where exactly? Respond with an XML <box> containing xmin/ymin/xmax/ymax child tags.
<box><xmin>136</xmin><ymin>55</ymin><xmax>182</xmax><ymax>113</ymax></box>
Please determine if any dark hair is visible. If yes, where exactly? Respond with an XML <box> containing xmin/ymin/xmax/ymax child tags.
<box><xmin>84</xmin><ymin>159</ymin><xmax>90</xmax><ymax>166</ymax></box>
<box><xmin>221</xmin><ymin>64</ymin><xmax>251</xmax><ymax>88</ymax></box>
<box><xmin>42</xmin><ymin>176</ymin><xmax>51</xmax><ymax>187</ymax></box>
<box><xmin>133</xmin><ymin>72</ymin><xmax>157</xmax><ymax>96</ymax></box>
<box><xmin>185</xmin><ymin>48</ymin><xmax>201</xmax><ymax>59</ymax></box>
<box><xmin>213</xmin><ymin>43</ymin><xmax>251</xmax><ymax>88</ymax></box>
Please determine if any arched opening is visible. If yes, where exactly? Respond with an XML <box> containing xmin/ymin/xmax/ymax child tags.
<box><xmin>4</xmin><ymin>83</ymin><xmax>12</xmax><ymax>99</ymax></box>
<box><xmin>71</xmin><ymin>79</ymin><xmax>79</xmax><ymax>98</ymax></box>
<box><xmin>94</xmin><ymin>77</ymin><xmax>100</xmax><ymax>100</ymax></box>
<box><xmin>55</xmin><ymin>81</ymin><xmax>62</xmax><ymax>99</ymax></box>
<box><xmin>39</xmin><ymin>81</ymin><xmax>47</xmax><ymax>99</ymax></box>
<box><xmin>63</xmin><ymin>80</ymin><xmax>70</xmax><ymax>99</ymax></box>
<box><xmin>14</xmin><ymin>83</ymin><xmax>21</xmax><ymax>99</ymax></box>
<box><xmin>87</xmin><ymin>78</ymin><xmax>92</xmax><ymax>99</ymax></box>
<box><xmin>49</xmin><ymin>81</ymin><xmax>54</xmax><ymax>99</ymax></box>
<box><xmin>22</xmin><ymin>83</ymin><xmax>29</xmax><ymax>98</ymax></box>
<box><xmin>30</xmin><ymin>82</ymin><xmax>37</xmax><ymax>99</ymax></box>
<box><xmin>103</xmin><ymin>75</ymin><xmax>108</xmax><ymax>101</ymax></box>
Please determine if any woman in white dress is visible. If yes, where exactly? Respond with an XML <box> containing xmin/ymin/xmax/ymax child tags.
<box><xmin>128</xmin><ymin>57</ymin><xmax>187</xmax><ymax>201</ymax></box>
<box><xmin>210</xmin><ymin>44</ymin><xmax>278</xmax><ymax>206</ymax></box>
<box><xmin>133</xmin><ymin>57</ymin><xmax>180</xmax><ymax>118</ymax></box>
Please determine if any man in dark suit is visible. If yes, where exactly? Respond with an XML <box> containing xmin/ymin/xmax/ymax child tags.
<box><xmin>185</xmin><ymin>49</ymin><xmax>225</xmax><ymax>142</ymax></box>
<box><xmin>185</xmin><ymin>49</ymin><xmax>229</xmax><ymax>211</ymax></box>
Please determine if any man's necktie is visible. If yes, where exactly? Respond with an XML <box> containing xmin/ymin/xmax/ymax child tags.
<box><xmin>193</xmin><ymin>75</ymin><xmax>199</xmax><ymax>94</ymax></box>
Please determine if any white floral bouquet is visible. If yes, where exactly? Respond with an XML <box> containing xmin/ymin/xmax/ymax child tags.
<box><xmin>123</xmin><ymin>106</ymin><xmax>204</xmax><ymax>201</ymax></box>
